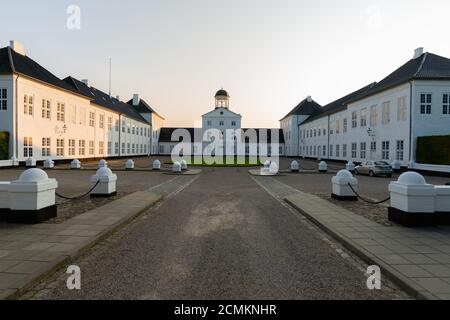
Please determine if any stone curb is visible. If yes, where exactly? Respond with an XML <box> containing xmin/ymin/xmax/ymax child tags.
<box><xmin>285</xmin><ymin>196</ymin><xmax>439</xmax><ymax>300</ymax></box>
<box><xmin>0</xmin><ymin>191</ymin><xmax>162</xmax><ymax>300</ymax></box>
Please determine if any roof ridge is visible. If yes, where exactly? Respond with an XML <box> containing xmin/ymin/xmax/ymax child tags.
<box><xmin>414</xmin><ymin>52</ymin><xmax>428</xmax><ymax>77</ymax></box>
<box><xmin>7</xmin><ymin>47</ymin><xmax>15</xmax><ymax>72</ymax></box>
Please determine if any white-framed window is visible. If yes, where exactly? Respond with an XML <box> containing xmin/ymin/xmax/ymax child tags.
<box><xmin>114</xmin><ymin>142</ymin><xmax>119</xmax><ymax>155</ymax></box>
<box><xmin>232</xmin><ymin>121</ymin><xmax>236</xmax><ymax>126</ymax></box>
<box><xmin>382</xmin><ymin>141</ymin><xmax>390</xmax><ymax>160</ymax></box>
<box><xmin>207</xmin><ymin>120</ymin><xmax>211</xmax><ymax>127</ymax></box>
<box><xmin>159</xmin><ymin>145</ymin><xmax>164</xmax><ymax>153</ymax></box>
<box><xmin>99</xmin><ymin>114</ymin><xmax>105</xmax><ymax>129</ymax></box>
<box><xmin>122</xmin><ymin>121</ymin><xmax>126</xmax><ymax>133</ymax></box>
<box><xmin>360</xmin><ymin>142</ymin><xmax>366</xmax><ymax>159</ymax></box>
<box><xmin>396</xmin><ymin>140</ymin><xmax>404</xmax><ymax>161</ymax></box>
<box><xmin>397</xmin><ymin>96</ymin><xmax>407</xmax><ymax>121</ymax></box>
<box><xmin>132</xmin><ymin>126</ymin><xmax>135</xmax><ymax>135</ymax></box>
<box><xmin>323</xmin><ymin>145</ymin><xmax>326</xmax><ymax>157</ymax></box>
<box><xmin>329</xmin><ymin>145</ymin><xmax>333</xmax><ymax>157</ymax></box>
<box><xmin>336</xmin><ymin>119</ymin><xmax>340</xmax><ymax>134</ymax></box>
<box><xmin>352</xmin><ymin>112</ymin><xmax>357</xmax><ymax>128</ymax></box>
<box><xmin>351</xmin><ymin>143</ymin><xmax>357</xmax><ymax>158</ymax></box>
<box><xmin>89</xmin><ymin>141</ymin><xmax>94</xmax><ymax>155</ymax></box>
<box><xmin>420</xmin><ymin>93</ymin><xmax>432</xmax><ymax>114</ymax></box>
<box><xmin>336</xmin><ymin>144</ymin><xmax>340</xmax><ymax>158</ymax></box>
<box><xmin>79</xmin><ymin>140</ymin><xmax>86</xmax><ymax>156</ymax></box>
<box><xmin>115</xmin><ymin>120</ymin><xmax>119</xmax><ymax>132</ymax></box>
<box><xmin>371</xmin><ymin>141</ymin><xmax>377</xmax><ymax>152</ymax></box>
<box><xmin>370</xmin><ymin>105</ymin><xmax>377</xmax><ymax>127</ymax></box>
<box><xmin>122</xmin><ymin>143</ymin><xmax>126</xmax><ymax>154</ymax></box>
<box><xmin>99</xmin><ymin>141</ymin><xmax>104</xmax><ymax>155</ymax></box>
<box><xmin>382</xmin><ymin>102</ymin><xmax>390</xmax><ymax>124</ymax></box>
<box><xmin>108</xmin><ymin>142</ymin><xmax>112</xmax><ymax>155</ymax></box>
<box><xmin>23</xmin><ymin>137</ymin><xmax>33</xmax><ymax>157</ymax></box>
<box><xmin>443</xmin><ymin>94</ymin><xmax>450</xmax><ymax>115</ymax></box>
<box><xmin>0</xmin><ymin>88</ymin><xmax>7</xmax><ymax>110</ymax></box>
<box><xmin>343</xmin><ymin>144</ymin><xmax>347</xmax><ymax>158</ymax></box>
<box><xmin>24</xmin><ymin>94</ymin><xmax>33</xmax><ymax>115</ymax></box>
<box><xmin>41</xmin><ymin>99</ymin><xmax>51</xmax><ymax>119</ymax></box>
<box><xmin>108</xmin><ymin>117</ymin><xmax>113</xmax><ymax>130</ymax></box>
<box><xmin>42</xmin><ymin>138</ymin><xmax>51</xmax><ymax>157</ymax></box>
<box><xmin>89</xmin><ymin>112</ymin><xmax>95</xmax><ymax>127</ymax></box>
<box><xmin>57</xmin><ymin>102</ymin><xmax>65</xmax><ymax>122</ymax></box>
<box><xmin>360</xmin><ymin>108</ymin><xmax>367</xmax><ymax>127</ymax></box>
<box><xmin>132</xmin><ymin>143</ymin><xmax>135</xmax><ymax>154</ymax></box>
<box><xmin>127</xmin><ymin>143</ymin><xmax>131</xmax><ymax>154</ymax></box>
<box><xmin>343</xmin><ymin>118</ymin><xmax>347</xmax><ymax>133</ymax></box>
<box><xmin>56</xmin><ymin>139</ymin><xmax>64</xmax><ymax>156</ymax></box>
<box><xmin>219</xmin><ymin>121</ymin><xmax>224</xmax><ymax>126</ymax></box>
<box><xmin>68</xmin><ymin>139</ymin><xmax>76</xmax><ymax>156</ymax></box>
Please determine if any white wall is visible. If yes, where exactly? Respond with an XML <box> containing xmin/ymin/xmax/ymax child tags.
<box><xmin>0</xmin><ymin>75</ymin><xmax>14</xmax><ymax>158</ymax></box>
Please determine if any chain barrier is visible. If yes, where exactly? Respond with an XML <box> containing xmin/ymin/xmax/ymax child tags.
<box><xmin>347</xmin><ymin>183</ymin><xmax>390</xmax><ymax>205</ymax></box>
<box><xmin>56</xmin><ymin>180</ymin><xmax>100</xmax><ymax>200</ymax></box>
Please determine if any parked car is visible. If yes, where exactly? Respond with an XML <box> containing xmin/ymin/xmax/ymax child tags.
<box><xmin>355</xmin><ymin>161</ymin><xmax>393</xmax><ymax>177</ymax></box>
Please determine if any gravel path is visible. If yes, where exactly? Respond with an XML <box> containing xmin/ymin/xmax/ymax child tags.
<box><xmin>25</xmin><ymin>168</ymin><xmax>408</xmax><ymax>300</ymax></box>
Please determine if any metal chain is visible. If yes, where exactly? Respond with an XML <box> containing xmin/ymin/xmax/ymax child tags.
<box><xmin>347</xmin><ymin>183</ymin><xmax>390</xmax><ymax>204</ymax></box>
<box><xmin>56</xmin><ymin>180</ymin><xmax>100</xmax><ymax>200</ymax></box>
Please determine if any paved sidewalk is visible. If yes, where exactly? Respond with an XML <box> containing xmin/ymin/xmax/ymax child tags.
<box><xmin>0</xmin><ymin>175</ymin><xmax>198</xmax><ymax>299</ymax></box>
<box><xmin>253</xmin><ymin>176</ymin><xmax>450</xmax><ymax>300</ymax></box>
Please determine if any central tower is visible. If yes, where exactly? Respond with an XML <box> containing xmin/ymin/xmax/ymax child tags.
<box><xmin>215</xmin><ymin>89</ymin><xmax>230</xmax><ymax>109</ymax></box>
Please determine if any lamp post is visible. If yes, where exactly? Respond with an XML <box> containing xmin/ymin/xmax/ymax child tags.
<box><xmin>367</xmin><ymin>127</ymin><xmax>375</xmax><ymax>160</ymax></box>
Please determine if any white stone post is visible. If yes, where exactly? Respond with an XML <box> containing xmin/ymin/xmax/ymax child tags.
<box><xmin>10</xmin><ymin>156</ymin><xmax>19</xmax><ymax>167</ymax></box>
<box><xmin>98</xmin><ymin>159</ymin><xmax>108</xmax><ymax>168</ymax></box>
<box><xmin>291</xmin><ymin>161</ymin><xmax>300</xmax><ymax>172</ymax></box>
<box><xmin>90</xmin><ymin>167</ymin><xmax>117</xmax><ymax>198</ymax></box>
<box><xmin>25</xmin><ymin>157</ymin><xmax>36</xmax><ymax>168</ymax></box>
<box><xmin>71</xmin><ymin>159</ymin><xmax>81</xmax><ymax>170</ymax></box>
<box><xmin>263</xmin><ymin>160</ymin><xmax>271</xmax><ymax>171</ymax></box>
<box><xmin>125</xmin><ymin>159</ymin><xmax>135</xmax><ymax>170</ymax></box>
<box><xmin>346</xmin><ymin>161</ymin><xmax>355</xmax><ymax>172</ymax></box>
<box><xmin>173</xmin><ymin>161</ymin><xmax>182</xmax><ymax>173</ymax></box>
<box><xmin>391</xmin><ymin>160</ymin><xmax>401</xmax><ymax>173</ymax></box>
<box><xmin>181</xmin><ymin>160</ymin><xmax>188</xmax><ymax>171</ymax></box>
<box><xmin>153</xmin><ymin>160</ymin><xmax>161</xmax><ymax>171</ymax></box>
<box><xmin>7</xmin><ymin>169</ymin><xmax>58</xmax><ymax>224</ymax></box>
<box><xmin>388</xmin><ymin>172</ymin><xmax>436</xmax><ymax>227</ymax></box>
<box><xmin>331</xmin><ymin>170</ymin><xmax>358</xmax><ymax>201</ymax></box>
<box><xmin>269</xmin><ymin>162</ymin><xmax>279</xmax><ymax>175</ymax></box>
<box><xmin>43</xmin><ymin>158</ymin><xmax>55</xmax><ymax>169</ymax></box>
<box><xmin>319</xmin><ymin>161</ymin><xmax>328</xmax><ymax>173</ymax></box>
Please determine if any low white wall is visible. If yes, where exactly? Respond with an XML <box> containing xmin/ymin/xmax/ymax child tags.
<box><xmin>0</xmin><ymin>160</ymin><xmax>13</xmax><ymax>167</ymax></box>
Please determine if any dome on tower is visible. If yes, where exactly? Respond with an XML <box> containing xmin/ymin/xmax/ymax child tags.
<box><xmin>215</xmin><ymin>89</ymin><xmax>229</xmax><ymax>98</ymax></box>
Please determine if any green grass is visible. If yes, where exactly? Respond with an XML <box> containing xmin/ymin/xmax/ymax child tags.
<box><xmin>0</xmin><ymin>131</ymin><xmax>9</xmax><ymax>160</ymax></box>
<box><xmin>416</xmin><ymin>135</ymin><xmax>450</xmax><ymax>165</ymax></box>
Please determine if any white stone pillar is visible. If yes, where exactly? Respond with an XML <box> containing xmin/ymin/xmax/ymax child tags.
<box><xmin>90</xmin><ymin>167</ymin><xmax>117</xmax><ymax>198</ymax></box>
<box><xmin>153</xmin><ymin>160</ymin><xmax>161</xmax><ymax>171</ymax></box>
<box><xmin>7</xmin><ymin>169</ymin><xmax>58</xmax><ymax>224</ymax></box>
<box><xmin>10</xmin><ymin>156</ymin><xmax>19</xmax><ymax>167</ymax></box>
<box><xmin>25</xmin><ymin>157</ymin><xmax>36</xmax><ymax>168</ymax></box>
<box><xmin>269</xmin><ymin>162</ymin><xmax>279</xmax><ymax>175</ymax></box>
<box><xmin>125</xmin><ymin>159</ymin><xmax>135</xmax><ymax>170</ymax></box>
<box><xmin>71</xmin><ymin>159</ymin><xmax>81</xmax><ymax>170</ymax></box>
<box><xmin>388</xmin><ymin>172</ymin><xmax>436</xmax><ymax>227</ymax></box>
<box><xmin>98</xmin><ymin>159</ymin><xmax>108</xmax><ymax>168</ymax></box>
<box><xmin>291</xmin><ymin>161</ymin><xmax>299</xmax><ymax>172</ymax></box>
<box><xmin>319</xmin><ymin>161</ymin><xmax>328</xmax><ymax>173</ymax></box>
<box><xmin>43</xmin><ymin>158</ymin><xmax>55</xmax><ymax>169</ymax></box>
<box><xmin>331</xmin><ymin>170</ymin><xmax>358</xmax><ymax>201</ymax></box>
<box><xmin>173</xmin><ymin>161</ymin><xmax>181</xmax><ymax>173</ymax></box>
<box><xmin>391</xmin><ymin>160</ymin><xmax>401</xmax><ymax>173</ymax></box>
<box><xmin>346</xmin><ymin>161</ymin><xmax>355</xmax><ymax>172</ymax></box>
<box><xmin>181</xmin><ymin>160</ymin><xmax>188</xmax><ymax>171</ymax></box>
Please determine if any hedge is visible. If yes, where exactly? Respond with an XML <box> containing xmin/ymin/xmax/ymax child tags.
<box><xmin>0</xmin><ymin>131</ymin><xmax>9</xmax><ymax>160</ymax></box>
<box><xmin>416</xmin><ymin>135</ymin><xmax>450</xmax><ymax>165</ymax></box>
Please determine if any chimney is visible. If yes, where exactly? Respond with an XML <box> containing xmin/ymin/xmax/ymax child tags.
<box><xmin>306</xmin><ymin>96</ymin><xmax>312</xmax><ymax>102</ymax></box>
<box><xmin>81</xmin><ymin>79</ymin><xmax>89</xmax><ymax>87</ymax></box>
<box><xmin>9</xmin><ymin>40</ymin><xmax>26</xmax><ymax>56</ymax></box>
<box><xmin>413</xmin><ymin>47</ymin><xmax>424</xmax><ymax>59</ymax></box>
<box><xmin>133</xmin><ymin>94</ymin><xmax>140</xmax><ymax>106</ymax></box>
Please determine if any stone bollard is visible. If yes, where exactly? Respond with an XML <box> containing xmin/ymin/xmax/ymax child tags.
<box><xmin>319</xmin><ymin>161</ymin><xmax>328</xmax><ymax>173</ymax></box>
<box><xmin>98</xmin><ymin>159</ymin><xmax>108</xmax><ymax>168</ymax></box>
<box><xmin>331</xmin><ymin>170</ymin><xmax>358</xmax><ymax>201</ymax></box>
<box><xmin>71</xmin><ymin>159</ymin><xmax>81</xmax><ymax>170</ymax></box>
<box><xmin>388</xmin><ymin>172</ymin><xmax>436</xmax><ymax>227</ymax></box>
<box><xmin>10</xmin><ymin>156</ymin><xmax>19</xmax><ymax>167</ymax></box>
<box><xmin>125</xmin><ymin>159</ymin><xmax>135</xmax><ymax>171</ymax></box>
<box><xmin>90</xmin><ymin>167</ymin><xmax>117</xmax><ymax>198</ymax></box>
<box><xmin>173</xmin><ymin>161</ymin><xmax>182</xmax><ymax>173</ymax></box>
<box><xmin>0</xmin><ymin>181</ymin><xmax>10</xmax><ymax>215</ymax></box>
<box><xmin>153</xmin><ymin>160</ymin><xmax>161</xmax><ymax>171</ymax></box>
<box><xmin>7</xmin><ymin>168</ymin><xmax>58</xmax><ymax>224</ymax></box>
<box><xmin>291</xmin><ymin>161</ymin><xmax>300</xmax><ymax>172</ymax></box>
<box><xmin>263</xmin><ymin>160</ymin><xmax>271</xmax><ymax>171</ymax></box>
<box><xmin>391</xmin><ymin>160</ymin><xmax>401</xmax><ymax>173</ymax></box>
<box><xmin>43</xmin><ymin>158</ymin><xmax>54</xmax><ymax>169</ymax></box>
<box><xmin>346</xmin><ymin>161</ymin><xmax>355</xmax><ymax>173</ymax></box>
<box><xmin>25</xmin><ymin>157</ymin><xmax>36</xmax><ymax>168</ymax></box>
<box><xmin>181</xmin><ymin>160</ymin><xmax>188</xmax><ymax>171</ymax></box>
<box><xmin>407</xmin><ymin>161</ymin><xmax>415</xmax><ymax>169</ymax></box>
<box><xmin>269</xmin><ymin>162</ymin><xmax>279</xmax><ymax>175</ymax></box>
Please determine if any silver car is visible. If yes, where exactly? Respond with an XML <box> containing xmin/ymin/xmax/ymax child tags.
<box><xmin>355</xmin><ymin>160</ymin><xmax>393</xmax><ymax>177</ymax></box>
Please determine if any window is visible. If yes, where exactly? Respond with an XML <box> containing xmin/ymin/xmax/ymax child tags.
<box><xmin>122</xmin><ymin>121</ymin><xmax>126</xmax><ymax>133</ymax></box>
<box><xmin>336</xmin><ymin>120</ymin><xmax>340</xmax><ymax>134</ymax></box>
<box><xmin>232</xmin><ymin>121</ymin><xmax>236</xmax><ymax>126</ymax></box>
<box><xmin>68</xmin><ymin>139</ymin><xmax>76</xmax><ymax>156</ymax></box>
<box><xmin>108</xmin><ymin>142</ymin><xmax>112</xmax><ymax>155</ymax></box>
<box><xmin>122</xmin><ymin>143</ymin><xmax>126</xmax><ymax>154</ymax></box>
<box><xmin>371</xmin><ymin>141</ymin><xmax>377</xmax><ymax>152</ymax></box>
<box><xmin>79</xmin><ymin>140</ymin><xmax>86</xmax><ymax>156</ymax></box>
<box><xmin>89</xmin><ymin>141</ymin><xmax>94</xmax><ymax>155</ymax></box>
<box><xmin>351</xmin><ymin>143</ymin><xmax>357</xmax><ymax>158</ymax></box>
<box><xmin>360</xmin><ymin>108</ymin><xmax>367</xmax><ymax>127</ymax></box>
<box><xmin>127</xmin><ymin>143</ymin><xmax>131</xmax><ymax>154</ymax></box>
<box><xmin>370</xmin><ymin>105</ymin><xmax>377</xmax><ymax>126</ymax></box>
<box><xmin>159</xmin><ymin>145</ymin><xmax>164</xmax><ymax>153</ymax></box>
<box><xmin>140</xmin><ymin>127</ymin><xmax>143</xmax><ymax>136</ymax></box>
<box><xmin>397</xmin><ymin>97</ymin><xmax>407</xmax><ymax>121</ymax></box>
<box><xmin>360</xmin><ymin>142</ymin><xmax>366</xmax><ymax>159</ymax></box>
<box><xmin>219</xmin><ymin>121</ymin><xmax>224</xmax><ymax>126</ymax></box>
<box><xmin>352</xmin><ymin>112</ymin><xmax>357</xmax><ymax>128</ymax></box>
<box><xmin>57</xmin><ymin>102</ymin><xmax>65</xmax><ymax>122</ymax></box>
<box><xmin>132</xmin><ymin>143</ymin><xmax>135</xmax><ymax>154</ymax></box>
<box><xmin>99</xmin><ymin>141</ymin><xmax>104</xmax><ymax>155</ymax></box>
<box><xmin>396</xmin><ymin>140</ymin><xmax>404</xmax><ymax>161</ymax></box>
<box><xmin>89</xmin><ymin>112</ymin><xmax>95</xmax><ymax>127</ymax></box>
<box><xmin>42</xmin><ymin>138</ymin><xmax>51</xmax><ymax>157</ymax></box>
<box><xmin>443</xmin><ymin>94</ymin><xmax>450</xmax><ymax>115</ymax></box>
<box><xmin>114</xmin><ymin>142</ymin><xmax>119</xmax><ymax>155</ymax></box>
<box><xmin>0</xmin><ymin>88</ymin><xmax>7</xmax><ymax>110</ymax></box>
<box><xmin>127</xmin><ymin>124</ymin><xmax>130</xmax><ymax>134</ymax></box>
<box><xmin>24</xmin><ymin>94</ymin><xmax>33</xmax><ymax>115</ymax></box>
<box><xmin>42</xmin><ymin>99</ymin><xmax>51</xmax><ymax>119</ymax></box>
<box><xmin>336</xmin><ymin>144</ymin><xmax>340</xmax><ymax>158</ymax></box>
<box><xmin>420</xmin><ymin>94</ymin><xmax>432</xmax><ymax>114</ymax></box>
<box><xmin>132</xmin><ymin>126</ymin><xmax>135</xmax><ymax>135</ymax></box>
<box><xmin>23</xmin><ymin>137</ymin><xmax>33</xmax><ymax>157</ymax></box>
<box><xmin>115</xmin><ymin>120</ymin><xmax>119</xmax><ymax>132</ymax></box>
<box><xmin>343</xmin><ymin>118</ymin><xmax>347</xmax><ymax>133</ymax></box>
<box><xmin>314</xmin><ymin>129</ymin><xmax>317</xmax><ymax>137</ymax></box>
<box><xmin>329</xmin><ymin>145</ymin><xmax>333</xmax><ymax>157</ymax></box>
<box><xmin>382</xmin><ymin>141</ymin><xmax>390</xmax><ymax>160</ymax></box>
<box><xmin>382</xmin><ymin>102</ymin><xmax>390</xmax><ymax>124</ymax></box>
<box><xmin>343</xmin><ymin>144</ymin><xmax>347</xmax><ymax>158</ymax></box>
<box><xmin>56</xmin><ymin>139</ymin><xmax>64</xmax><ymax>156</ymax></box>
<box><xmin>99</xmin><ymin>114</ymin><xmax>104</xmax><ymax>129</ymax></box>
<box><xmin>207</xmin><ymin>120</ymin><xmax>212</xmax><ymax>126</ymax></box>
<box><xmin>323</xmin><ymin>145</ymin><xmax>326</xmax><ymax>157</ymax></box>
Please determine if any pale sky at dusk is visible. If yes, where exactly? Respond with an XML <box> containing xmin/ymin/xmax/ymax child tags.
<box><xmin>2</xmin><ymin>0</ymin><xmax>450</xmax><ymax>128</ymax></box>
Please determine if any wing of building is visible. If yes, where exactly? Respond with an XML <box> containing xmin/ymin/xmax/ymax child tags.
<box><xmin>281</xmin><ymin>48</ymin><xmax>450</xmax><ymax>173</ymax></box>
<box><xmin>0</xmin><ymin>41</ymin><xmax>165</xmax><ymax>162</ymax></box>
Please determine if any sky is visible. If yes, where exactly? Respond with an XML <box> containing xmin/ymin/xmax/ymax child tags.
<box><xmin>2</xmin><ymin>0</ymin><xmax>450</xmax><ymax>128</ymax></box>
